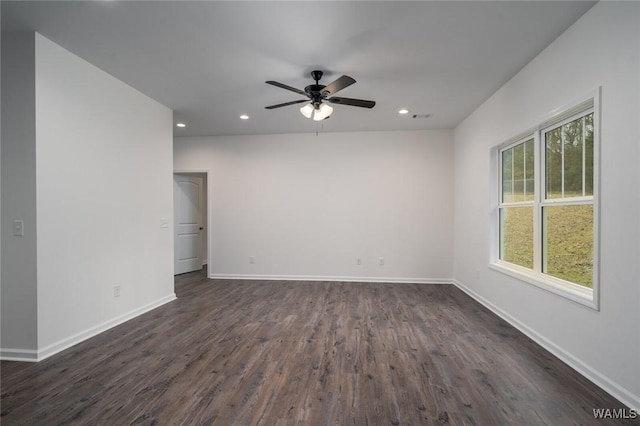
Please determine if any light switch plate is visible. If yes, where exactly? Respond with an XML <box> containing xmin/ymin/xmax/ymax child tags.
<box><xmin>13</xmin><ymin>220</ymin><xmax>24</xmax><ymax>236</ymax></box>
<box><xmin>160</xmin><ymin>218</ymin><xmax>169</xmax><ymax>228</ymax></box>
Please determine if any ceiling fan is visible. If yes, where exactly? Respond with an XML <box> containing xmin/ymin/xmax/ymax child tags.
<box><xmin>265</xmin><ymin>70</ymin><xmax>375</xmax><ymax>121</ymax></box>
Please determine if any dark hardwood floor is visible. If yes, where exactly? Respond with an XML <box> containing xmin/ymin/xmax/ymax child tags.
<box><xmin>1</xmin><ymin>268</ymin><xmax>635</xmax><ymax>425</ymax></box>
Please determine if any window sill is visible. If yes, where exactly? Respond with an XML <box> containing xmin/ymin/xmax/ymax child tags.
<box><xmin>489</xmin><ymin>261</ymin><xmax>598</xmax><ymax>310</ymax></box>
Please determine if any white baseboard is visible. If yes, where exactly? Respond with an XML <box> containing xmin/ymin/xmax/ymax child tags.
<box><xmin>0</xmin><ymin>294</ymin><xmax>177</xmax><ymax>363</ymax></box>
<box><xmin>209</xmin><ymin>273</ymin><xmax>451</xmax><ymax>284</ymax></box>
<box><xmin>452</xmin><ymin>279</ymin><xmax>640</xmax><ymax>412</ymax></box>
<box><xmin>0</xmin><ymin>348</ymin><xmax>39</xmax><ymax>362</ymax></box>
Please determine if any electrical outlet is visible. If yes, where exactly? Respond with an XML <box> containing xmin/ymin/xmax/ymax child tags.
<box><xmin>356</xmin><ymin>258</ymin><xmax>361</xmax><ymax>265</ymax></box>
<box><xmin>249</xmin><ymin>256</ymin><xmax>255</xmax><ymax>264</ymax></box>
<box><xmin>114</xmin><ymin>285</ymin><xmax>121</xmax><ymax>298</ymax></box>
<box><xmin>379</xmin><ymin>257</ymin><xmax>384</xmax><ymax>266</ymax></box>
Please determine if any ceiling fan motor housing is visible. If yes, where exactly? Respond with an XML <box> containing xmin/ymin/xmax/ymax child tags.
<box><xmin>306</xmin><ymin>70</ymin><xmax>331</xmax><ymax>104</ymax></box>
<box><xmin>305</xmin><ymin>84</ymin><xmax>327</xmax><ymax>105</ymax></box>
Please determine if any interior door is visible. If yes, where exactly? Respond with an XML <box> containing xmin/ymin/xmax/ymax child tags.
<box><xmin>174</xmin><ymin>174</ymin><xmax>204</xmax><ymax>274</ymax></box>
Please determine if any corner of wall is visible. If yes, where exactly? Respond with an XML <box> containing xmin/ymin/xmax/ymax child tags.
<box><xmin>1</xmin><ymin>31</ymin><xmax>39</xmax><ymax>356</ymax></box>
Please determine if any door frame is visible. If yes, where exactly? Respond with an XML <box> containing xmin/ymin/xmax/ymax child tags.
<box><xmin>173</xmin><ymin>169</ymin><xmax>210</xmax><ymax>275</ymax></box>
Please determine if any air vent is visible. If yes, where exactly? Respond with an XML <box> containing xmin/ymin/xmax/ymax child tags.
<box><xmin>412</xmin><ymin>114</ymin><xmax>431</xmax><ymax>119</ymax></box>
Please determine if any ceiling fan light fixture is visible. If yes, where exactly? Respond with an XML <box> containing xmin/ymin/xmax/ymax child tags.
<box><xmin>300</xmin><ymin>103</ymin><xmax>314</xmax><ymax>118</ymax></box>
<box><xmin>313</xmin><ymin>103</ymin><xmax>333</xmax><ymax>121</ymax></box>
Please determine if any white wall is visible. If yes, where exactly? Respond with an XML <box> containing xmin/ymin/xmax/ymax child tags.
<box><xmin>1</xmin><ymin>32</ymin><xmax>38</xmax><ymax>356</ymax></box>
<box><xmin>33</xmin><ymin>34</ymin><xmax>176</xmax><ymax>356</ymax></box>
<box><xmin>1</xmin><ymin>33</ymin><xmax>176</xmax><ymax>360</ymax></box>
<box><xmin>453</xmin><ymin>2</ymin><xmax>639</xmax><ymax>409</ymax></box>
<box><xmin>175</xmin><ymin>130</ymin><xmax>454</xmax><ymax>282</ymax></box>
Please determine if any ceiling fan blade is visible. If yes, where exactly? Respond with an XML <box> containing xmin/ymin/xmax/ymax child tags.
<box><xmin>265</xmin><ymin>80</ymin><xmax>308</xmax><ymax>96</ymax></box>
<box><xmin>321</xmin><ymin>75</ymin><xmax>356</xmax><ymax>96</ymax></box>
<box><xmin>265</xmin><ymin>99</ymin><xmax>308</xmax><ymax>109</ymax></box>
<box><xmin>327</xmin><ymin>97</ymin><xmax>376</xmax><ymax>108</ymax></box>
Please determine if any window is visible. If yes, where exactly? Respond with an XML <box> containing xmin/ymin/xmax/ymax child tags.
<box><xmin>542</xmin><ymin>112</ymin><xmax>594</xmax><ymax>287</ymax></box>
<box><xmin>500</xmin><ymin>138</ymin><xmax>535</xmax><ymax>269</ymax></box>
<box><xmin>493</xmin><ymin>95</ymin><xmax>598</xmax><ymax>308</ymax></box>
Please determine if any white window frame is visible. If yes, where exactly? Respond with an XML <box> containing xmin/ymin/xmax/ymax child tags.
<box><xmin>490</xmin><ymin>90</ymin><xmax>600</xmax><ymax>310</ymax></box>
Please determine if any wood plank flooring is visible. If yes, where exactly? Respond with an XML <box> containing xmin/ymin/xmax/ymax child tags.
<box><xmin>1</xmin><ymin>268</ymin><xmax>635</xmax><ymax>425</ymax></box>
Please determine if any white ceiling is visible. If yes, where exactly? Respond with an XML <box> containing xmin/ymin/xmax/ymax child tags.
<box><xmin>2</xmin><ymin>1</ymin><xmax>596</xmax><ymax>137</ymax></box>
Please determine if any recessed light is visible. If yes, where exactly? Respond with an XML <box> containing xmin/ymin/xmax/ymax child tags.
<box><xmin>240</xmin><ymin>114</ymin><xmax>249</xmax><ymax>120</ymax></box>
<box><xmin>176</xmin><ymin>123</ymin><xmax>186</xmax><ymax>128</ymax></box>
<box><xmin>398</xmin><ymin>109</ymin><xmax>409</xmax><ymax>115</ymax></box>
